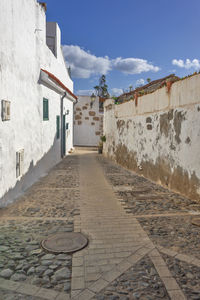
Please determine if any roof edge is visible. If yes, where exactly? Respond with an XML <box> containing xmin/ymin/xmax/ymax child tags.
<box><xmin>41</xmin><ymin>69</ymin><xmax>77</xmax><ymax>100</ymax></box>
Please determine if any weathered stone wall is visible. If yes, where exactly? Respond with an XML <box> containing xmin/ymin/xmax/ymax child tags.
<box><xmin>104</xmin><ymin>74</ymin><xmax>200</xmax><ymax>200</ymax></box>
<box><xmin>74</xmin><ymin>96</ymin><xmax>103</xmax><ymax>146</ymax></box>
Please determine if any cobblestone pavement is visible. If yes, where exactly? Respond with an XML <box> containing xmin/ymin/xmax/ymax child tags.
<box><xmin>0</xmin><ymin>288</ymin><xmax>44</xmax><ymax>300</ymax></box>
<box><xmin>97</xmin><ymin>155</ymin><xmax>200</xmax><ymax>300</ymax></box>
<box><xmin>0</xmin><ymin>155</ymin><xmax>80</xmax><ymax>299</ymax></box>
<box><xmin>0</xmin><ymin>150</ymin><xmax>200</xmax><ymax>299</ymax></box>
<box><xmin>94</xmin><ymin>255</ymin><xmax>170</xmax><ymax>300</ymax></box>
<box><xmin>161</xmin><ymin>254</ymin><xmax>200</xmax><ymax>300</ymax></box>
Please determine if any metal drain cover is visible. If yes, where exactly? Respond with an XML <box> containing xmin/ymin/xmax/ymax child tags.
<box><xmin>191</xmin><ymin>218</ymin><xmax>200</xmax><ymax>227</ymax></box>
<box><xmin>41</xmin><ymin>232</ymin><xmax>88</xmax><ymax>253</ymax></box>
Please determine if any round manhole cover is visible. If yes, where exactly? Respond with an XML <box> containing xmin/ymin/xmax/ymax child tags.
<box><xmin>41</xmin><ymin>232</ymin><xmax>88</xmax><ymax>253</ymax></box>
<box><xmin>191</xmin><ymin>218</ymin><xmax>200</xmax><ymax>227</ymax></box>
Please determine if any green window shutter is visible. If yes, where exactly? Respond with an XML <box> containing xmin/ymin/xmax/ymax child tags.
<box><xmin>56</xmin><ymin>115</ymin><xmax>60</xmax><ymax>139</ymax></box>
<box><xmin>43</xmin><ymin>98</ymin><xmax>49</xmax><ymax>120</ymax></box>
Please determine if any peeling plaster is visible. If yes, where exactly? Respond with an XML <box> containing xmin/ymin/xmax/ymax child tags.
<box><xmin>104</xmin><ymin>77</ymin><xmax>200</xmax><ymax>201</ymax></box>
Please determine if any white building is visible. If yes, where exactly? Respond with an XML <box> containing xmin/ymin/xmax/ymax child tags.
<box><xmin>0</xmin><ymin>0</ymin><xmax>77</xmax><ymax>205</ymax></box>
<box><xmin>74</xmin><ymin>96</ymin><xmax>104</xmax><ymax>147</ymax></box>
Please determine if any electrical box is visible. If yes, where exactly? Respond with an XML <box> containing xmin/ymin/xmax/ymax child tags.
<box><xmin>1</xmin><ymin>100</ymin><xmax>11</xmax><ymax>121</ymax></box>
<box><xmin>16</xmin><ymin>149</ymin><xmax>24</xmax><ymax>178</ymax></box>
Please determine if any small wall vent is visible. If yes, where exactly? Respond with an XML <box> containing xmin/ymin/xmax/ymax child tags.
<box><xmin>1</xmin><ymin>100</ymin><xmax>11</xmax><ymax>121</ymax></box>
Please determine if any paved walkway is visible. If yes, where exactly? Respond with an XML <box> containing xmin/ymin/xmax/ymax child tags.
<box><xmin>71</xmin><ymin>152</ymin><xmax>186</xmax><ymax>300</ymax></box>
<box><xmin>0</xmin><ymin>149</ymin><xmax>200</xmax><ymax>299</ymax></box>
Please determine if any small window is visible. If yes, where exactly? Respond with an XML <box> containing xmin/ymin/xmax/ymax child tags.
<box><xmin>43</xmin><ymin>98</ymin><xmax>49</xmax><ymax>120</ymax></box>
<box><xmin>56</xmin><ymin>115</ymin><xmax>60</xmax><ymax>139</ymax></box>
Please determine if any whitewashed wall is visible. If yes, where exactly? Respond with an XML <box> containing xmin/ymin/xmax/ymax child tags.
<box><xmin>104</xmin><ymin>74</ymin><xmax>200</xmax><ymax>200</ymax></box>
<box><xmin>0</xmin><ymin>0</ymin><xmax>74</xmax><ymax>205</ymax></box>
<box><xmin>74</xmin><ymin>96</ymin><xmax>103</xmax><ymax>146</ymax></box>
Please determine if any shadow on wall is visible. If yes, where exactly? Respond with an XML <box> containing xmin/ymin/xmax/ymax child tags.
<box><xmin>0</xmin><ymin>135</ymin><xmax>61</xmax><ymax>207</ymax></box>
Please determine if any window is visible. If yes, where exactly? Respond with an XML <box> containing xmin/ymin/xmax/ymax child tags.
<box><xmin>56</xmin><ymin>115</ymin><xmax>60</xmax><ymax>139</ymax></box>
<box><xmin>43</xmin><ymin>98</ymin><xmax>49</xmax><ymax>120</ymax></box>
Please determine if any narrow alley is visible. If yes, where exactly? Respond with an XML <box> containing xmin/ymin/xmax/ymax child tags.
<box><xmin>0</xmin><ymin>149</ymin><xmax>200</xmax><ymax>300</ymax></box>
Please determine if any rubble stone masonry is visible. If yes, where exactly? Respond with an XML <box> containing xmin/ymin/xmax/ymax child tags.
<box><xmin>74</xmin><ymin>96</ymin><xmax>103</xmax><ymax>146</ymax></box>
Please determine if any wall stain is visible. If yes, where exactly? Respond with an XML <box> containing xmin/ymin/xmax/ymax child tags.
<box><xmin>160</xmin><ymin>109</ymin><xmax>173</xmax><ymax>137</ymax></box>
<box><xmin>138</xmin><ymin>123</ymin><xmax>143</xmax><ymax>135</ymax></box>
<box><xmin>185</xmin><ymin>137</ymin><xmax>191</xmax><ymax>144</ymax></box>
<box><xmin>105</xmin><ymin>104</ymin><xmax>113</xmax><ymax>111</ymax></box>
<box><xmin>117</xmin><ymin>120</ymin><xmax>125</xmax><ymax>135</ymax></box>
<box><xmin>110</xmin><ymin>143</ymin><xmax>200</xmax><ymax>201</ymax></box>
<box><xmin>139</xmin><ymin>141</ymin><xmax>145</xmax><ymax>151</ymax></box>
<box><xmin>126</xmin><ymin>119</ymin><xmax>132</xmax><ymax>129</ymax></box>
<box><xmin>146</xmin><ymin>117</ymin><xmax>152</xmax><ymax>123</ymax></box>
<box><xmin>115</xmin><ymin>144</ymin><xmax>138</xmax><ymax>170</ymax></box>
<box><xmin>173</xmin><ymin>110</ymin><xmax>186</xmax><ymax>144</ymax></box>
<box><xmin>170</xmin><ymin>143</ymin><xmax>176</xmax><ymax>151</ymax></box>
<box><xmin>147</xmin><ymin>124</ymin><xmax>152</xmax><ymax>130</ymax></box>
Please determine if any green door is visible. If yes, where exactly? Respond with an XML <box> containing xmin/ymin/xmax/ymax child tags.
<box><xmin>62</xmin><ymin>115</ymin><xmax>66</xmax><ymax>156</ymax></box>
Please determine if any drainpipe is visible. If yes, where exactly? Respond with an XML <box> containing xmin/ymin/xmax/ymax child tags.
<box><xmin>61</xmin><ymin>92</ymin><xmax>66</xmax><ymax>158</ymax></box>
<box><xmin>72</xmin><ymin>98</ymin><xmax>78</xmax><ymax>148</ymax></box>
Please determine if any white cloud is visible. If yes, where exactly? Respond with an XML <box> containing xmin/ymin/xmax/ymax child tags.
<box><xmin>136</xmin><ymin>78</ymin><xmax>145</xmax><ymax>86</ymax></box>
<box><xmin>62</xmin><ymin>45</ymin><xmax>111</xmax><ymax>78</ymax></box>
<box><xmin>62</xmin><ymin>45</ymin><xmax>160</xmax><ymax>79</ymax></box>
<box><xmin>172</xmin><ymin>59</ymin><xmax>200</xmax><ymax>70</ymax></box>
<box><xmin>76</xmin><ymin>89</ymin><xmax>94</xmax><ymax>96</ymax></box>
<box><xmin>111</xmin><ymin>88</ymin><xmax>123</xmax><ymax>96</ymax></box>
<box><xmin>112</xmin><ymin>57</ymin><xmax>160</xmax><ymax>74</ymax></box>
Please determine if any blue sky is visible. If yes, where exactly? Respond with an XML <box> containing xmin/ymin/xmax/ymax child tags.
<box><xmin>45</xmin><ymin>0</ymin><xmax>200</xmax><ymax>96</ymax></box>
